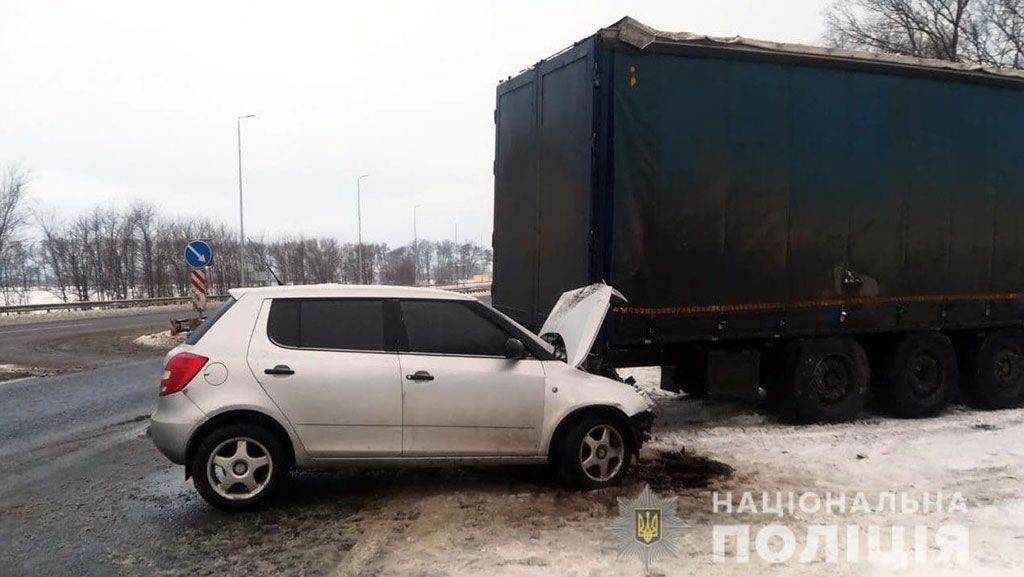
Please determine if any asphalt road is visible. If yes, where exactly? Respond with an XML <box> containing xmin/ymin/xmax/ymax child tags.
<box><xmin>0</xmin><ymin>354</ymin><xmax>548</xmax><ymax>577</ymax></box>
<box><xmin>0</xmin><ymin>351</ymin><xmax>716</xmax><ymax>577</ymax></box>
<box><xmin>0</xmin><ymin>359</ymin><xmax>373</xmax><ymax>577</ymax></box>
<box><xmin>0</xmin><ymin>308</ymin><xmax>189</xmax><ymax>372</ymax></box>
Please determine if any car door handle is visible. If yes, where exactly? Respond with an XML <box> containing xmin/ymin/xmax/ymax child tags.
<box><xmin>405</xmin><ymin>370</ymin><xmax>434</xmax><ymax>382</ymax></box>
<box><xmin>264</xmin><ymin>365</ymin><xmax>295</xmax><ymax>376</ymax></box>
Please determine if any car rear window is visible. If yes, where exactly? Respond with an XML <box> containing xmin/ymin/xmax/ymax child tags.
<box><xmin>185</xmin><ymin>297</ymin><xmax>236</xmax><ymax>345</ymax></box>
<box><xmin>267</xmin><ymin>298</ymin><xmax>385</xmax><ymax>352</ymax></box>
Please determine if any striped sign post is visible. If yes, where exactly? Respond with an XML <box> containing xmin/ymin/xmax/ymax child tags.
<box><xmin>191</xmin><ymin>268</ymin><xmax>207</xmax><ymax>312</ymax></box>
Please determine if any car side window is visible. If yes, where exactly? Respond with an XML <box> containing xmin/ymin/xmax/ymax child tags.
<box><xmin>400</xmin><ymin>300</ymin><xmax>511</xmax><ymax>357</ymax></box>
<box><xmin>267</xmin><ymin>298</ymin><xmax>385</xmax><ymax>352</ymax></box>
<box><xmin>267</xmin><ymin>300</ymin><xmax>300</xmax><ymax>346</ymax></box>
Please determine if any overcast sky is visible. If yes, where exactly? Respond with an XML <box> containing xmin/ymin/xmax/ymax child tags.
<box><xmin>1</xmin><ymin>0</ymin><xmax>830</xmax><ymax>248</ymax></box>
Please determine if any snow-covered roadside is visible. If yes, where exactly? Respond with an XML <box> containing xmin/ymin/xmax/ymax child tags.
<box><xmin>0</xmin><ymin>363</ymin><xmax>54</xmax><ymax>382</ymax></box>
<box><xmin>133</xmin><ymin>330</ymin><xmax>185</xmax><ymax>349</ymax></box>
<box><xmin>330</xmin><ymin>367</ymin><xmax>1024</xmax><ymax>577</ymax></box>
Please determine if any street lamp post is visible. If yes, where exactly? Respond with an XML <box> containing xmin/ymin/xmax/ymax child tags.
<box><xmin>236</xmin><ymin>114</ymin><xmax>255</xmax><ymax>287</ymax></box>
<box><xmin>356</xmin><ymin>174</ymin><xmax>369</xmax><ymax>284</ymax></box>
<box><xmin>454</xmin><ymin>222</ymin><xmax>459</xmax><ymax>286</ymax></box>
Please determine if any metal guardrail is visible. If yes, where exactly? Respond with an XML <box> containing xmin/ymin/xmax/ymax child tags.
<box><xmin>0</xmin><ymin>295</ymin><xmax>227</xmax><ymax>316</ymax></box>
<box><xmin>435</xmin><ymin>282</ymin><xmax>492</xmax><ymax>295</ymax></box>
<box><xmin>0</xmin><ymin>283</ymin><xmax>492</xmax><ymax>316</ymax></box>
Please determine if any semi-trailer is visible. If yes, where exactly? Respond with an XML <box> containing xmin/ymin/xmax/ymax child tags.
<box><xmin>492</xmin><ymin>17</ymin><xmax>1024</xmax><ymax>422</ymax></box>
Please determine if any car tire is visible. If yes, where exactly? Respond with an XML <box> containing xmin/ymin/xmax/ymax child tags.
<box><xmin>877</xmin><ymin>332</ymin><xmax>956</xmax><ymax>418</ymax></box>
<box><xmin>556</xmin><ymin>415</ymin><xmax>632</xmax><ymax>490</ymax></box>
<box><xmin>960</xmin><ymin>329</ymin><xmax>1024</xmax><ymax>410</ymax></box>
<box><xmin>190</xmin><ymin>423</ymin><xmax>287</xmax><ymax>510</ymax></box>
<box><xmin>780</xmin><ymin>337</ymin><xmax>869</xmax><ymax>424</ymax></box>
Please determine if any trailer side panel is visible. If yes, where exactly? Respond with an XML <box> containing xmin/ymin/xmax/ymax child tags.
<box><xmin>493</xmin><ymin>41</ymin><xmax>597</xmax><ymax>328</ymax></box>
<box><xmin>605</xmin><ymin>50</ymin><xmax>1024</xmax><ymax>346</ymax></box>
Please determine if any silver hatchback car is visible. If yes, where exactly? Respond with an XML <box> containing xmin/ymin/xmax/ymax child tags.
<box><xmin>151</xmin><ymin>284</ymin><xmax>655</xmax><ymax>509</ymax></box>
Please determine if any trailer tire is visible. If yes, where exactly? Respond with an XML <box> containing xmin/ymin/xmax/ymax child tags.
<box><xmin>878</xmin><ymin>332</ymin><xmax>955</xmax><ymax>418</ymax></box>
<box><xmin>960</xmin><ymin>329</ymin><xmax>1024</xmax><ymax>410</ymax></box>
<box><xmin>781</xmin><ymin>337</ymin><xmax>869</xmax><ymax>423</ymax></box>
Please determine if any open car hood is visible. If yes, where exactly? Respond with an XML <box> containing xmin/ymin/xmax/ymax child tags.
<box><xmin>538</xmin><ymin>284</ymin><xmax>626</xmax><ymax>368</ymax></box>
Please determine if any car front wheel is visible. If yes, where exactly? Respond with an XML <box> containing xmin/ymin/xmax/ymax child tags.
<box><xmin>190</xmin><ymin>424</ymin><xmax>286</xmax><ymax>510</ymax></box>
<box><xmin>556</xmin><ymin>416</ymin><xmax>632</xmax><ymax>490</ymax></box>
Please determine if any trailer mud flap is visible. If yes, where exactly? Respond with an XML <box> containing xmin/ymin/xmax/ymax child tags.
<box><xmin>662</xmin><ymin>349</ymin><xmax>762</xmax><ymax>401</ymax></box>
<box><xmin>706</xmin><ymin>350</ymin><xmax>762</xmax><ymax>401</ymax></box>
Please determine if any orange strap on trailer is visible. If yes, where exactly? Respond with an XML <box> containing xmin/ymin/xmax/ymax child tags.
<box><xmin>613</xmin><ymin>292</ymin><xmax>1024</xmax><ymax>316</ymax></box>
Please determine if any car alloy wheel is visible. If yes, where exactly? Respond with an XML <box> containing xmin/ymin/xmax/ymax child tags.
<box><xmin>578</xmin><ymin>424</ymin><xmax>625</xmax><ymax>482</ymax></box>
<box><xmin>207</xmin><ymin>437</ymin><xmax>274</xmax><ymax>501</ymax></box>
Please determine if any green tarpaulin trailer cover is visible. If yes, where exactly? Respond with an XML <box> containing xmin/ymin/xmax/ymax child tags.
<box><xmin>492</xmin><ymin>17</ymin><xmax>1024</xmax><ymax>357</ymax></box>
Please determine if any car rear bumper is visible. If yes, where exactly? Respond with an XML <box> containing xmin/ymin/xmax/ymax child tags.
<box><xmin>150</xmin><ymin>393</ymin><xmax>205</xmax><ymax>465</ymax></box>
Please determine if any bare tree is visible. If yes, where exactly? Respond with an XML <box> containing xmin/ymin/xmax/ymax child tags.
<box><xmin>35</xmin><ymin>208</ymin><xmax>70</xmax><ymax>302</ymax></box>
<box><xmin>24</xmin><ymin>199</ymin><xmax>492</xmax><ymax>302</ymax></box>
<box><xmin>380</xmin><ymin>246</ymin><xmax>415</xmax><ymax>285</ymax></box>
<box><xmin>0</xmin><ymin>166</ymin><xmax>28</xmax><ymax>268</ymax></box>
<box><xmin>306</xmin><ymin>238</ymin><xmax>342</xmax><ymax>283</ymax></box>
<box><xmin>0</xmin><ymin>166</ymin><xmax>31</xmax><ymax>304</ymax></box>
<box><xmin>976</xmin><ymin>0</ymin><xmax>1024</xmax><ymax>67</ymax></box>
<box><xmin>825</xmin><ymin>0</ymin><xmax>1024</xmax><ymax>68</ymax></box>
<box><xmin>414</xmin><ymin>239</ymin><xmax>433</xmax><ymax>285</ymax></box>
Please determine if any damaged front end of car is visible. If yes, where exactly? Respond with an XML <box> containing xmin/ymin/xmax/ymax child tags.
<box><xmin>537</xmin><ymin>283</ymin><xmax>626</xmax><ymax>369</ymax></box>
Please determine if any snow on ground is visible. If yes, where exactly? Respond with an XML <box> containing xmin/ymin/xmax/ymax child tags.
<box><xmin>132</xmin><ymin>329</ymin><xmax>185</xmax><ymax>349</ymax></box>
<box><xmin>0</xmin><ymin>364</ymin><xmax>54</xmax><ymax>382</ymax></box>
<box><xmin>0</xmin><ymin>288</ymin><xmax>68</xmax><ymax>306</ymax></box>
<box><xmin>330</xmin><ymin>367</ymin><xmax>1024</xmax><ymax>577</ymax></box>
<box><xmin>0</xmin><ymin>287</ymin><xmax>128</xmax><ymax>307</ymax></box>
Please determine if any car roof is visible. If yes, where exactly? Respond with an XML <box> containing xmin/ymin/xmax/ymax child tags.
<box><xmin>227</xmin><ymin>284</ymin><xmax>476</xmax><ymax>301</ymax></box>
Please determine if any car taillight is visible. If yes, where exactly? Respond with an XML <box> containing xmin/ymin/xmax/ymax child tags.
<box><xmin>159</xmin><ymin>352</ymin><xmax>208</xmax><ymax>396</ymax></box>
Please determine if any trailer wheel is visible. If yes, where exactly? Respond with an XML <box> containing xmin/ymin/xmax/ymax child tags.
<box><xmin>960</xmin><ymin>329</ymin><xmax>1024</xmax><ymax>410</ymax></box>
<box><xmin>878</xmin><ymin>332</ymin><xmax>955</xmax><ymax>418</ymax></box>
<box><xmin>781</xmin><ymin>337</ymin><xmax>869</xmax><ymax>423</ymax></box>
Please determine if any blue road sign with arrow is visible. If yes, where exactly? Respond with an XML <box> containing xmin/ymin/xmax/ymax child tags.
<box><xmin>184</xmin><ymin>240</ymin><xmax>213</xmax><ymax>268</ymax></box>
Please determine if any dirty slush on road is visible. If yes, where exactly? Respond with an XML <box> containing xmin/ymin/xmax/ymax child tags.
<box><xmin>0</xmin><ymin>421</ymin><xmax>730</xmax><ymax>577</ymax></box>
<box><xmin>121</xmin><ymin>450</ymin><xmax>732</xmax><ymax>577</ymax></box>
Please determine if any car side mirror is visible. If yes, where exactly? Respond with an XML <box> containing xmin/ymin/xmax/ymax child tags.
<box><xmin>504</xmin><ymin>337</ymin><xmax>526</xmax><ymax>360</ymax></box>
